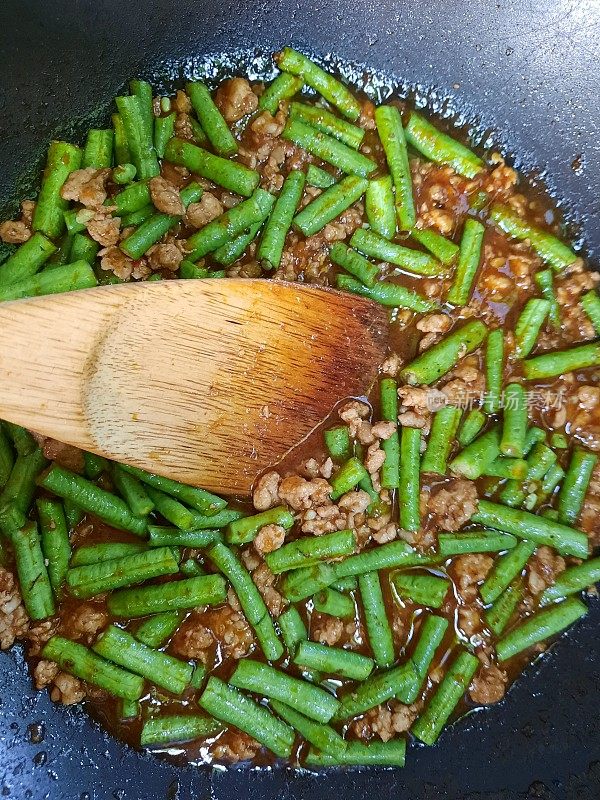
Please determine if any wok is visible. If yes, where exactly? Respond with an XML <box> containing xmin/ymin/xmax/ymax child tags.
<box><xmin>0</xmin><ymin>0</ymin><xmax>599</xmax><ymax>797</ymax></box>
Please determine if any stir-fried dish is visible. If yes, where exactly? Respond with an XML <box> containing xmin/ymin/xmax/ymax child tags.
<box><xmin>0</xmin><ymin>47</ymin><xmax>599</xmax><ymax>768</ymax></box>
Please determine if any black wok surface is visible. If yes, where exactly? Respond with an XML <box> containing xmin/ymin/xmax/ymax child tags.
<box><xmin>0</xmin><ymin>1</ymin><xmax>599</xmax><ymax>797</ymax></box>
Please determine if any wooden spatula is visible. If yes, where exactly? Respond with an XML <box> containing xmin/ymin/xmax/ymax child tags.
<box><xmin>0</xmin><ymin>279</ymin><xmax>387</xmax><ymax>495</ymax></box>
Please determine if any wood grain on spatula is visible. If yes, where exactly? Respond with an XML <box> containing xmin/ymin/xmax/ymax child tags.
<box><xmin>0</xmin><ymin>279</ymin><xmax>387</xmax><ymax>494</ymax></box>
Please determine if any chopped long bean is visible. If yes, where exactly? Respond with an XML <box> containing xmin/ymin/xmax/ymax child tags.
<box><xmin>295</xmin><ymin>640</ymin><xmax>373</xmax><ymax>680</ymax></box>
<box><xmin>324</xmin><ymin>426</ymin><xmax>352</xmax><ymax>462</ymax></box>
<box><xmin>485</xmin><ymin>580</ymin><xmax>523</xmax><ymax>636</ymax></box>
<box><xmin>447</xmin><ymin>218</ymin><xmax>485</xmax><ymax>305</ymax></box>
<box><xmin>154</xmin><ymin>113</ymin><xmax>176</xmax><ymax>159</ymax></box>
<box><xmin>500</xmin><ymin>384</ymin><xmax>527</xmax><ymax>458</ymax></box>
<box><xmin>541</xmin><ymin>557</ymin><xmax>600</xmax><ymax>605</ymax></box>
<box><xmin>458</xmin><ymin>409</ymin><xmax>486</xmax><ymax>447</ymax></box>
<box><xmin>336</xmin><ymin>273</ymin><xmax>438</xmax><ymax>313</ymax></box>
<box><xmin>164</xmin><ymin>137</ymin><xmax>259</xmax><ymax>197</ymax></box>
<box><xmin>0</xmin><ymin>449</ymin><xmax>48</xmax><ymax>533</ymax></box>
<box><xmin>490</xmin><ymin>204</ymin><xmax>577</xmax><ymax>271</ymax></box>
<box><xmin>70</xmin><ymin>542</ymin><xmax>146</xmax><ymax>566</ymax></box>
<box><xmin>82</xmin><ymin>129</ymin><xmax>113</xmax><ymax>169</ymax></box>
<box><xmin>392</xmin><ymin>571</ymin><xmax>450</xmax><ymax>608</ymax></box>
<box><xmin>119</xmin><ymin>465</ymin><xmax>225</xmax><ymax>515</ymax></box>
<box><xmin>375</xmin><ymin>105</ymin><xmax>415</xmax><ymax>229</ymax></box>
<box><xmin>42</xmin><ymin>636</ymin><xmax>144</xmax><ymax>700</ymax></box>
<box><xmin>580</xmin><ymin>289</ymin><xmax>600</xmax><ymax>335</ymax></box>
<box><xmin>514</xmin><ymin>298</ymin><xmax>551</xmax><ymax>359</ymax></box>
<box><xmin>186</xmin><ymin>81</ymin><xmax>238</xmax><ymax>156</ymax></box>
<box><xmin>108</xmin><ymin>574</ymin><xmax>227</xmax><ymax>617</ymax></box>
<box><xmin>405</xmin><ymin>113</ymin><xmax>484</xmax><ymax>178</ymax></box>
<box><xmin>9</xmin><ymin>523</ymin><xmax>55</xmax><ymax>619</ymax></box>
<box><xmin>400</xmin><ymin>320</ymin><xmax>488</xmax><ymax>385</ymax></box>
<box><xmin>135</xmin><ymin>611</ymin><xmax>185</xmax><ymax>648</ymax></box>
<box><xmin>438</xmin><ymin>530</ymin><xmax>517</xmax><ymax>556</ymax></box>
<box><xmin>411</xmin><ymin>228</ymin><xmax>459</xmax><ymax>266</ymax></box>
<box><xmin>305</xmin><ymin>739</ymin><xmax>406</xmax><ymax>767</ymax></box>
<box><xmin>282</xmin><ymin>119</ymin><xmax>376</xmax><ymax>177</ymax></box>
<box><xmin>290</xmin><ymin>102</ymin><xmax>364</xmax><ymax>149</ymax></box>
<box><xmin>472</xmin><ymin>499</ymin><xmax>588</xmax><ymax>558</ymax></box>
<box><xmin>226</xmin><ymin>506</ymin><xmax>294</xmax><ymax>546</ymax></box>
<box><xmin>358</xmin><ymin>571</ymin><xmax>394</xmax><ymax>667</ymax></box>
<box><xmin>32</xmin><ymin>141</ymin><xmax>82</xmax><ymax>238</ymax></box>
<box><xmin>535</xmin><ymin>270</ymin><xmax>560</xmax><ymax>328</ymax></box>
<box><xmin>259</xmin><ymin>72</ymin><xmax>304</xmax><ymax>115</ymax></box>
<box><xmin>480</xmin><ymin>539</ymin><xmax>536</xmax><ymax>604</ymax></box>
<box><xmin>422</xmin><ymin>405</ymin><xmax>462</xmax><ymax>475</ymax></box>
<box><xmin>523</xmin><ymin>341</ymin><xmax>600</xmax><ymax>380</ymax></box>
<box><xmin>350</xmin><ymin>227</ymin><xmax>445</xmax><ymax>277</ymax></box>
<box><xmin>147</xmin><ymin>526</ymin><xmax>220</xmax><ymax>548</ymax></box>
<box><xmin>294</xmin><ymin>175</ymin><xmax>368</xmax><ymax>236</ymax></box>
<box><xmin>496</xmin><ymin>597</ymin><xmax>587</xmax><ymax>661</ymax></box>
<box><xmin>334</xmin><ymin>661</ymin><xmax>418</xmax><ymax>719</ymax></box>
<box><xmin>265</xmin><ymin>529</ymin><xmax>355</xmax><ymax>574</ymax></box>
<box><xmin>404</xmin><ymin>614</ymin><xmax>449</xmax><ymax>703</ymax></box>
<box><xmin>450</xmin><ymin>426</ymin><xmax>501</xmax><ymax>480</ymax></box>
<box><xmin>365</xmin><ymin>176</ymin><xmax>396</xmax><ymax>239</ymax></box>
<box><xmin>110</xmin><ymin>463</ymin><xmax>154</xmax><ymax>517</ymax></box>
<box><xmin>115</xmin><ymin>95</ymin><xmax>159</xmax><ymax>180</ymax></box>
<box><xmin>37</xmin><ymin>498</ymin><xmax>70</xmax><ymax>596</ymax></box>
<box><xmin>0</xmin><ymin>260</ymin><xmax>97</xmax><ymax>302</ymax></box>
<box><xmin>0</xmin><ymin>233</ymin><xmax>56</xmax><ymax>285</ymax></box>
<box><xmin>557</xmin><ymin>448</ymin><xmax>597</xmax><ymax>526</ymax></box>
<box><xmin>411</xmin><ymin>649</ymin><xmax>480</xmax><ymax>744</ymax></box>
<box><xmin>399</xmin><ymin>426</ymin><xmax>421</xmax><ymax>531</ymax></box>
<box><xmin>258</xmin><ymin>170</ymin><xmax>305</xmax><ymax>269</ymax></box>
<box><xmin>379</xmin><ymin>377</ymin><xmax>400</xmax><ymax>489</ymax></box>
<box><xmin>140</xmin><ymin>714</ymin><xmax>221</xmax><ymax>746</ymax></box>
<box><xmin>329</xmin><ymin>242</ymin><xmax>379</xmax><ymax>287</ymax></box>
<box><xmin>199</xmin><ymin>677</ymin><xmax>295</xmax><ymax>758</ymax></box>
<box><xmin>112</xmin><ymin>113</ymin><xmax>131</xmax><ymax>164</ymax></box>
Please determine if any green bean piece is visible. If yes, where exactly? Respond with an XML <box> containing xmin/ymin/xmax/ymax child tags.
<box><xmin>93</xmin><ymin>625</ymin><xmax>192</xmax><ymax>694</ymax></box>
<box><xmin>68</xmin><ymin>233</ymin><xmax>99</xmax><ymax>264</ymax></box>
<box><xmin>551</xmin><ymin>433</ymin><xmax>568</xmax><ymax>450</ymax></box>
<box><xmin>271</xmin><ymin>699</ymin><xmax>347</xmax><ymax>757</ymax></box>
<box><xmin>66</xmin><ymin>546</ymin><xmax>179</xmax><ymax>599</ymax></box>
<box><xmin>82</xmin><ymin>129</ymin><xmax>113</xmax><ymax>169</ymax></box>
<box><xmin>457</xmin><ymin>409</ymin><xmax>486</xmax><ymax>447</ymax></box>
<box><xmin>278</xmin><ymin>606</ymin><xmax>307</xmax><ymax>650</ymax></box>
<box><xmin>257</xmin><ymin>170</ymin><xmax>305</xmax><ymax>269</ymax></box>
<box><xmin>129</xmin><ymin>79</ymin><xmax>154</xmax><ymax>140</ymax></box>
<box><xmin>0</xmin><ymin>233</ymin><xmax>57</xmax><ymax>285</ymax></box>
<box><xmin>540</xmin><ymin>463</ymin><xmax>565</xmax><ymax>501</ymax></box>
<box><xmin>334</xmin><ymin>661</ymin><xmax>418</xmax><ymax>720</ymax></box>
<box><xmin>400</xmin><ymin>320</ymin><xmax>488</xmax><ymax>385</ymax></box>
<box><xmin>484</xmin><ymin>456</ymin><xmax>528</xmax><ymax>480</ymax></box>
<box><xmin>422</xmin><ymin>405</ymin><xmax>462</xmax><ymax>475</ymax></box>
<box><xmin>447</xmin><ymin>218</ymin><xmax>485</xmax><ymax>305</ymax></box>
<box><xmin>483</xmin><ymin>328</ymin><xmax>504</xmax><ymax>415</ymax></box>
<box><xmin>143</xmin><ymin>485</ymin><xmax>193</xmax><ymax>530</ymax></box>
<box><xmin>3</xmin><ymin>423</ymin><xmax>36</xmax><ymax>456</ymax></box>
<box><xmin>379</xmin><ymin>377</ymin><xmax>400</xmax><ymax>489</ymax></box>
<box><xmin>140</xmin><ymin>714</ymin><xmax>221</xmax><ymax>746</ymax></box>
<box><xmin>293</xmin><ymin>640</ymin><xmax>373</xmax><ymax>681</ymax></box>
<box><xmin>38</xmin><ymin>465</ymin><xmax>147</xmax><ymax>536</ymax></box>
<box><xmin>0</xmin><ymin>260</ymin><xmax>97</xmax><ymax>301</ymax></box>
<box><xmin>275</xmin><ymin>48</ymin><xmax>361</xmax><ymax>120</ymax></box>
<box><xmin>226</xmin><ymin>506</ymin><xmax>294</xmax><ymax>546</ymax></box>
<box><xmin>485</xmin><ymin>580</ymin><xmax>523</xmax><ymax>636</ymax></box>
<box><xmin>83</xmin><ymin>452</ymin><xmax>107</xmax><ymax>481</ymax></box>
<box><xmin>329</xmin><ymin>456</ymin><xmax>369</xmax><ymax>500</ymax></box>
<box><xmin>63</xmin><ymin>498</ymin><xmax>84</xmax><ymax>531</ymax></box>
<box><xmin>185</xmin><ymin>188</ymin><xmax>275</xmax><ymax>260</ymax></box>
<box><xmin>405</xmin><ymin>112</ymin><xmax>484</xmax><ymax>177</ymax></box>
<box><xmin>108</xmin><ymin>574</ymin><xmax>226</xmax><ymax>618</ymax></box>
<box><xmin>42</xmin><ymin>636</ymin><xmax>144</xmax><ymax>700</ymax></box>
<box><xmin>472</xmin><ymin>499</ymin><xmax>588</xmax><ymax>558</ymax></box>
<box><xmin>199</xmin><ymin>677</ymin><xmax>295</xmax><ymax>758</ymax></box>
<box><xmin>358</xmin><ymin>571</ymin><xmax>394</xmax><ymax>667</ymax></box>
<box><xmin>374</xmin><ymin>105</ymin><xmax>416</xmax><ymax>229</ymax></box>
<box><xmin>147</xmin><ymin>526</ymin><xmax>220</xmax><ymax>548</ymax></box>
<box><xmin>500</xmin><ymin>384</ymin><xmax>527</xmax><ymax>458</ymax></box>
<box><xmin>411</xmin><ymin>649</ymin><xmax>480</xmax><ymax>744</ymax></box>
<box><xmin>336</xmin><ymin>273</ymin><xmax>438</xmax><ymax>313</ymax></box>
<box><xmin>541</xmin><ymin>557</ymin><xmax>600</xmax><ymax>605</ymax></box>
<box><xmin>535</xmin><ymin>269</ymin><xmax>560</xmax><ymax>328</ymax></box>
<box><xmin>186</xmin><ymin>81</ymin><xmax>237</xmax><ymax>156</ymax></box>
<box><xmin>265</xmin><ymin>529</ymin><xmax>355</xmax><ymax>574</ymax></box>
<box><xmin>0</xmin><ymin>427</ymin><xmax>14</xmax><ymax>489</ymax></box>
<box><xmin>214</xmin><ymin>220</ymin><xmax>263</xmax><ymax>266</ymax></box>
<box><xmin>365</xmin><ymin>176</ymin><xmax>396</xmax><ymax>239</ymax></box>
<box><xmin>0</xmin><ymin>449</ymin><xmax>47</xmax><ymax>533</ymax></box>
<box><xmin>112</xmin><ymin>163</ymin><xmax>137</xmax><ymax>185</ymax></box>
<box><xmin>112</xmin><ymin>113</ymin><xmax>131</xmax><ymax>165</ymax></box>
<box><xmin>313</xmin><ymin>586</ymin><xmax>355</xmax><ymax>618</ymax></box>
<box><xmin>135</xmin><ymin>611</ymin><xmax>185</xmax><ymax>648</ymax></box>
<box><xmin>70</xmin><ymin>542</ymin><xmax>146</xmax><ymax>567</ymax></box>
<box><xmin>152</xmin><ymin>113</ymin><xmax>175</xmax><ymax>160</ymax></box>
<box><xmin>290</xmin><ymin>102</ymin><xmax>364</xmax><ymax>149</ymax></box>
<box><xmin>120</xmin><ymin>698</ymin><xmax>140</xmax><ymax>719</ymax></box>
<box><xmin>120</xmin><ymin>182</ymin><xmax>202</xmax><ymax>259</ymax></box>
<box><xmin>580</xmin><ymin>289</ymin><xmax>600</xmax><ymax>335</ymax></box>
<box><xmin>350</xmin><ymin>227</ymin><xmax>445</xmax><ymax>277</ymax></box>
<box><xmin>63</xmin><ymin>209</ymin><xmax>87</xmax><ymax>236</ymax></box>
<box><xmin>497</xmin><ymin>597</ymin><xmax>587</xmax><ymax>661</ymax></box>
<box><xmin>324</xmin><ymin>426</ymin><xmax>351</xmax><ymax>462</ymax></box>
<box><xmin>37</xmin><ymin>498</ymin><xmax>70</xmax><ymax>596</ymax></box>
<box><xmin>230</xmin><ymin>658</ymin><xmax>339</xmax><ymax>722</ymax></box>
<box><xmin>187</xmin><ymin>508</ymin><xmax>246</xmax><ymax>530</ymax></box>
<box><xmin>164</xmin><ymin>137</ymin><xmax>259</xmax><ymax>197</ymax></box>
<box><xmin>331</xmin><ymin>575</ymin><xmax>358</xmax><ymax>592</ymax></box>
<box><xmin>306</xmin><ymin>738</ymin><xmax>406</xmax><ymax>767</ymax></box>
<box><xmin>294</xmin><ymin>175</ymin><xmax>368</xmax><ymax>236</ymax></box>
<box><xmin>558</xmin><ymin>447</ymin><xmax>597</xmax><ymax>526</ymax></box>
<box><xmin>514</xmin><ymin>298</ymin><xmax>551</xmax><ymax>359</ymax></box>
<box><xmin>450</xmin><ymin>426</ymin><xmax>500</xmax><ymax>481</ymax></box>
<box><xmin>119</xmin><ymin>464</ymin><xmax>226</xmax><ymax>515</ymax></box>
<box><xmin>490</xmin><ymin>204</ymin><xmax>577</xmax><ymax>271</ymax></box>
<box><xmin>9</xmin><ymin>523</ymin><xmax>55</xmax><ymax>619</ymax></box>
<box><xmin>115</xmin><ymin>95</ymin><xmax>159</xmax><ymax>180</ymax></box>
<box><xmin>439</xmin><ymin>530</ymin><xmax>516</xmax><ymax>556</ymax></box>
<box><xmin>306</xmin><ymin>164</ymin><xmax>337</xmax><ymax>188</ymax></box>
<box><xmin>524</xmin><ymin>341</ymin><xmax>600</xmax><ymax>380</ymax></box>
<box><xmin>179</xmin><ymin>558</ymin><xmax>205</xmax><ymax>578</ymax></box>
<box><xmin>399</xmin><ymin>426</ymin><xmax>421</xmax><ymax>531</ymax></box>
<box><xmin>282</xmin><ymin>119</ymin><xmax>375</xmax><ymax>177</ymax></box>
<box><xmin>110</xmin><ymin>463</ymin><xmax>154</xmax><ymax>517</ymax></box>
<box><xmin>411</xmin><ymin>227</ymin><xmax>460</xmax><ymax>266</ymax></box>
<box><xmin>404</xmin><ymin>614</ymin><xmax>449</xmax><ymax>703</ymax></box>
<box><xmin>32</xmin><ymin>141</ymin><xmax>82</xmax><ymax>238</ymax></box>
<box><xmin>392</xmin><ymin>571</ymin><xmax>450</xmax><ymax>608</ymax></box>
<box><xmin>111</xmin><ymin>180</ymin><xmax>151</xmax><ymax>215</ymax></box>
<box><xmin>259</xmin><ymin>72</ymin><xmax>304</xmax><ymax>115</ymax></box>
<box><xmin>524</xmin><ymin>443</ymin><xmax>557</xmax><ymax>483</ymax></box>
<box><xmin>479</xmin><ymin>539</ymin><xmax>535</xmax><ymax>605</ymax></box>
<box><xmin>206</xmin><ymin>542</ymin><xmax>283</xmax><ymax>660</ymax></box>
<box><xmin>329</xmin><ymin>242</ymin><xmax>379</xmax><ymax>287</ymax></box>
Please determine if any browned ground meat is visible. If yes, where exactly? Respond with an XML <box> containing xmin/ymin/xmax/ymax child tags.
<box><xmin>0</xmin><ymin>568</ymin><xmax>29</xmax><ymax>649</ymax></box>
<box><xmin>428</xmin><ymin>480</ymin><xmax>479</xmax><ymax>531</ymax></box>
